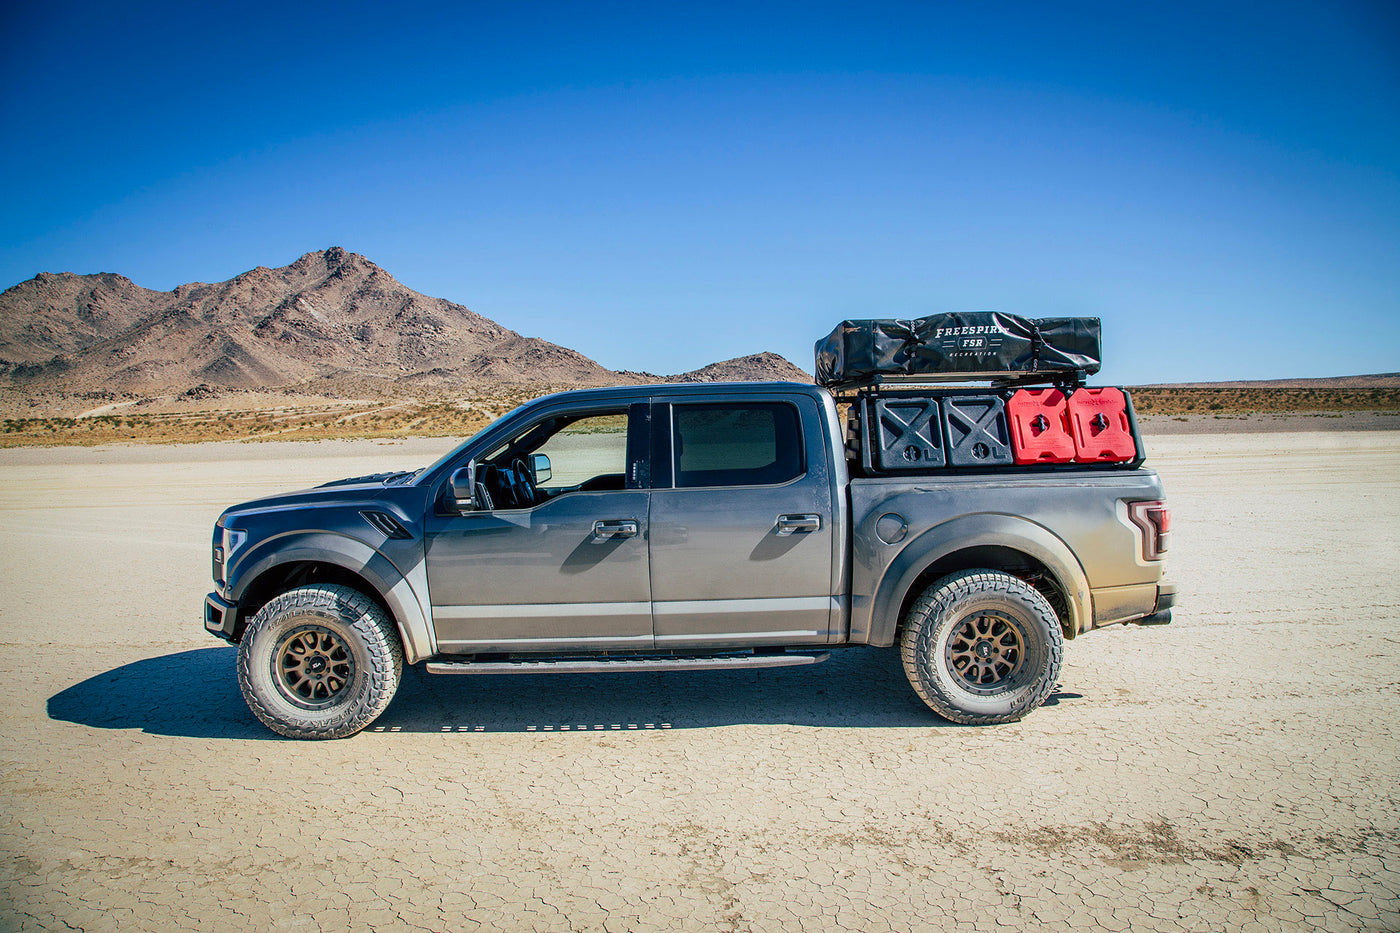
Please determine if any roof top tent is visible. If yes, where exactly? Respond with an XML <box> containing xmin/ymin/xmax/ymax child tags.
<box><xmin>814</xmin><ymin>312</ymin><xmax>1102</xmax><ymax>393</ymax></box>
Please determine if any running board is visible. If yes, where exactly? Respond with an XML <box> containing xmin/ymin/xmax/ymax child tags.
<box><xmin>425</xmin><ymin>652</ymin><xmax>830</xmax><ymax>676</ymax></box>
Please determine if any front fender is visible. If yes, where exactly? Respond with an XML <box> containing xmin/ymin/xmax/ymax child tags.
<box><xmin>229</xmin><ymin>531</ymin><xmax>435</xmax><ymax>664</ymax></box>
<box><xmin>853</xmin><ymin>512</ymin><xmax>1092</xmax><ymax>647</ymax></box>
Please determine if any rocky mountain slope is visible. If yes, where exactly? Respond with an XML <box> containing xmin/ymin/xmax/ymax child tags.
<box><xmin>0</xmin><ymin>272</ymin><xmax>164</xmax><ymax>365</ymax></box>
<box><xmin>0</xmin><ymin>248</ymin><xmax>806</xmax><ymax>394</ymax></box>
<box><xmin>665</xmin><ymin>352</ymin><xmax>808</xmax><ymax>383</ymax></box>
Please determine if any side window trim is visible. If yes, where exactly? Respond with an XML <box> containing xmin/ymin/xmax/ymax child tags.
<box><xmin>625</xmin><ymin>401</ymin><xmax>651</xmax><ymax>490</ymax></box>
<box><xmin>650</xmin><ymin>402</ymin><xmax>673</xmax><ymax>490</ymax></box>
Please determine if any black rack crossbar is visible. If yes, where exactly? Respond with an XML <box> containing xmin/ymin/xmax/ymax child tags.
<box><xmin>828</xmin><ymin>370</ymin><xmax>1087</xmax><ymax>399</ymax></box>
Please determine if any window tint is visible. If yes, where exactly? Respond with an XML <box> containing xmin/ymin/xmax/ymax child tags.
<box><xmin>672</xmin><ymin>403</ymin><xmax>803</xmax><ymax>488</ymax></box>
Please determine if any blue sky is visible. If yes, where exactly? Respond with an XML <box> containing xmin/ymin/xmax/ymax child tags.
<box><xmin>2</xmin><ymin>1</ymin><xmax>1397</xmax><ymax>383</ymax></box>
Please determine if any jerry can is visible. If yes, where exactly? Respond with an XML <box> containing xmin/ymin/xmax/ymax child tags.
<box><xmin>1067</xmin><ymin>387</ymin><xmax>1137</xmax><ymax>462</ymax></box>
<box><xmin>1007</xmin><ymin>388</ymin><xmax>1075</xmax><ymax>464</ymax></box>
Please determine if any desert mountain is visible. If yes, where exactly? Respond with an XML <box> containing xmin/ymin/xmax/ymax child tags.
<box><xmin>667</xmin><ymin>352</ymin><xmax>810</xmax><ymax>383</ymax></box>
<box><xmin>0</xmin><ymin>272</ymin><xmax>164</xmax><ymax>364</ymax></box>
<box><xmin>0</xmin><ymin>248</ymin><xmax>649</xmax><ymax>392</ymax></box>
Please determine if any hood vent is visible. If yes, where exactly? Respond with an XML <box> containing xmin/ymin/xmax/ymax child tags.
<box><xmin>359</xmin><ymin>510</ymin><xmax>412</xmax><ymax>540</ymax></box>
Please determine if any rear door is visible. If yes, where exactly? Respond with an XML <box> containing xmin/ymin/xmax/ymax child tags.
<box><xmin>647</xmin><ymin>393</ymin><xmax>837</xmax><ymax>647</ymax></box>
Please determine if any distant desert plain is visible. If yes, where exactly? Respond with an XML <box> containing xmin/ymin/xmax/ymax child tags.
<box><xmin>1</xmin><ymin>246</ymin><xmax>1397</xmax><ymax>446</ymax></box>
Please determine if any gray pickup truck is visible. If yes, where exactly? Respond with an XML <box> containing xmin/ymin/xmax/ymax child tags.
<box><xmin>205</xmin><ymin>381</ymin><xmax>1174</xmax><ymax>739</ymax></box>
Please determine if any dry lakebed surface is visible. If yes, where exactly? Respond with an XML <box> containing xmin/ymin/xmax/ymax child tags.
<box><xmin>1</xmin><ymin>426</ymin><xmax>1397</xmax><ymax>932</ymax></box>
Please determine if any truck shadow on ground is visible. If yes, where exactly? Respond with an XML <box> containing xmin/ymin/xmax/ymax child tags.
<box><xmin>46</xmin><ymin>645</ymin><xmax>1022</xmax><ymax>738</ymax></box>
<box><xmin>383</xmin><ymin>648</ymin><xmax>944</xmax><ymax>733</ymax></box>
<box><xmin>47</xmin><ymin>647</ymin><xmax>272</xmax><ymax>740</ymax></box>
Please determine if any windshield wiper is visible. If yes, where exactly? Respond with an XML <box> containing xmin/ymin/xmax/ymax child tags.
<box><xmin>384</xmin><ymin>468</ymin><xmax>423</xmax><ymax>485</ymax></box>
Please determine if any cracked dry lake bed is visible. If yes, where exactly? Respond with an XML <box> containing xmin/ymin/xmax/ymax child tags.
<box><xmin>1</xmin><ymin>432</ymin><xmax>1398</xmax><ymax>932</ymax></box>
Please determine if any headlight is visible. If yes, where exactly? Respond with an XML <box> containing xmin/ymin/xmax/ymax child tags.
<box><xmin>216</xmin><ymin>527</ymin><xmax>248</xmax><ymax>584</ymax></box>
<box><xmin>222</xmin><ymin>527</ymin><xmax>247</xmax><ymax>560</ymax></box>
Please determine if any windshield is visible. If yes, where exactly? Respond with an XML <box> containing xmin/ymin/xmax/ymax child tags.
<box><xmin>415</xmin><ymin>419</ymin><xmax>502</xmax><ymax>480</ymax></box>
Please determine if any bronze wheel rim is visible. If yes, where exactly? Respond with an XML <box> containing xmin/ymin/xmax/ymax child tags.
<box><xmin>946</xmin><ymin>610</ymin><xmax>1025</xmax><ymax>694</ymax></box>
<box><xmin>273</xmin><ymin>624</ymin><xmax>354</xmax><ymax>710</ymax></box>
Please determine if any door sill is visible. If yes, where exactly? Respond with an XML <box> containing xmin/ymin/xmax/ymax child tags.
<box><xmin>424</xmin><ymin>651</ymin><xmax>830</xmax><ymax>675</ymax></box>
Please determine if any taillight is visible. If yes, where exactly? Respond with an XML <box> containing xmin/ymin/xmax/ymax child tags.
<box><xmin>1128</xmin><ymin>500</ymin><xmax>1171</xmax><ymax>560</ymax></box>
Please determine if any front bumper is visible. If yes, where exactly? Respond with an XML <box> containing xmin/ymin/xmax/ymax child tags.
<box><xmin>204</xmin><ymin>592</ymin><xmax>239</xmax><ymax>643</ymax></box>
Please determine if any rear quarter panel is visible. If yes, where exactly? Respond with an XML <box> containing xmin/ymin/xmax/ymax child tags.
<box><xmin>847</xmin><ymin>469</ymin><xmax>1167</xmax><ymax>645</ymax></box>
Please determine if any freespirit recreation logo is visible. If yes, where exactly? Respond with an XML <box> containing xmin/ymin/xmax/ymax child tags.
<box><xmin>930</xmin><ymin>324</ymin><xmax>1007</xmax><ymax>358</ymax></box>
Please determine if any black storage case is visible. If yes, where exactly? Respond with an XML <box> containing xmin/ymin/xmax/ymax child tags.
<box><xmin>815</xmin><ymin>312</ymin><xmax>1101</xmax><ymax>389</ymax></box>
<box><xmin>943</xmin><ymin>395</ymin><xmax>1014</xmax><ymax>467</ymax></box>
<box><xmin>862</xmin><ymin>397</ymin><xmax>946</xmax><ymax>471</ymax></box>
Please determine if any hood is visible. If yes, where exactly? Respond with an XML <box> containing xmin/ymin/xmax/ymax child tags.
<box><xmin>220</xmin><ymin>479</ymin><xmax>389</xmax><ymax>521</ymax></box>
<box><xmin>318</xmin><ymin>471</ymin><xmax>408</xmax><ymax>487</ymax></box>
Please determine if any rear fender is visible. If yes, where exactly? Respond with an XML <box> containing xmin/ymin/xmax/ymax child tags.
<box><xmin>229</xmin><ymin>532</ymin><xmax>435</xmax><ymax>664</ymax></box>
<box><xmin>858</xmin><ymin>513</ymin><xmax>1091</xmax><ymax>646</ymax></box>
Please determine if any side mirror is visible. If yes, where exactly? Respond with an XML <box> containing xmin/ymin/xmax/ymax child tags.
<box><xmin>530</xmin><ymin>453</ymin><xmax>552</xmax><ymax>484</ymax></box>
<box><xmin>448</xmin><ymin>463</ymin><xmax>476</xmax><ymax>512</ymax></box>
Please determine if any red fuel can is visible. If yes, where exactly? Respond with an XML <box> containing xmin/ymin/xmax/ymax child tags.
<box><xmin>1007</xmin><ymin>389</ymin><xmax>1075</xmax><ymax>464</ymax></box>
<box><xmin>1068</xmin><ymin>387</ymin><xmax>1137</xmax><ymax>462</ymax></box>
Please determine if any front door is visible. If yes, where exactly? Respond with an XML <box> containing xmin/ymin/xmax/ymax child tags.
<box><xmin>425</xmin><ymin>405</ymin><xmax>652</xmax><ymax>653</ymax></box>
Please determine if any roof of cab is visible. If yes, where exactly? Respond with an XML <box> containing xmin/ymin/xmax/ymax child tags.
<box><xmin>523</xmin><ymin>380</ymin><xmax>827</xmax><ymax>408</ymax></box>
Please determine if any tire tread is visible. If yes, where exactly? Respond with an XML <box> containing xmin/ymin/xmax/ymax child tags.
<box><xmin>237</xmin><ymin>584</ymin><xmax>403</xmax><ymax>739</ymax></box>
<box><xmin>899</xmin><ymin>569</ymin><xmax>1064</xmax><ymax>725</ymax></box>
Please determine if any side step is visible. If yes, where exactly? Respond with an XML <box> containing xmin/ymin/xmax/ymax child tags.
<box><xmin>425</xmin><ymin>652</ymin><xmax>830</xmax><ymax>676</ymax></box>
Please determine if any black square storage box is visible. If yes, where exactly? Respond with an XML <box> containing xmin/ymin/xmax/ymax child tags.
<box><xmin>943</xmin><ymin>395</ymin><xmax>1014</xmax><ymax>467</ymax></box>
<box><xmin>863</xmin><ymin>397</ymin><xmax>946</xmax><ymax>471</ymax></box>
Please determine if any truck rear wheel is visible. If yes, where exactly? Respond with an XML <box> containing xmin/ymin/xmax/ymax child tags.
<box><xmin>900</xmin><ymin>569</ymin><xmax>1063</xmax><ymax>725</ymax></box>
<box><xmin>237</xmin><ymin>584</ymin><xmax>403</xmax><ymax>739</ymax></box>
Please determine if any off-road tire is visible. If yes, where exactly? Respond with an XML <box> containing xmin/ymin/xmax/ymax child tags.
<box><xmin>237</xmin><ymin>584</ymin><xmax>403</xmax><ymax>739</ymax></box>
<box><xmin>899</xmin><ymin>569</ymin><xmax>1064</xmax><ymax>725</ymax></box>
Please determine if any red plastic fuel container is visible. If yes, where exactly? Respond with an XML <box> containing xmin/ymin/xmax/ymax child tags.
<box><xmin>1068</xmin><ymin>387</ymin><xmax>1137</xmax><ymax>462</ymax></box>
<box><xmin>1007</xmin><ymin>389</ymin><xmax>1075</xmax><ymax>464</ymax></box>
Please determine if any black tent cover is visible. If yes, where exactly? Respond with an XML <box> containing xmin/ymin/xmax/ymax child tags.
<box><xmin>814</xmin><ymin>312</ymin><xmax>1101</xmax><ymax>387</ymax></box>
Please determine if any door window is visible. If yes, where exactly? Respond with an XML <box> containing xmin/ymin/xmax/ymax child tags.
<box><xmin>477</xmin><ymin>409</ymin><xmax>633</xmax><ymax>508</ymax></box>
<box><xmin>672</xmin><ymin>403</ymin><xmax>803</xmax><ymax>488</ymax></box>
<box><xmin>532</xmin><ymin>413</ymin><xmax>629</xmax><ymax>490</ymax></box>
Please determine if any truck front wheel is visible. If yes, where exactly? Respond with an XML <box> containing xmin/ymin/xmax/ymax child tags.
<box><xmin>899</xmin><ymin>569</ymin><xmax>1064</xmax><ymax>725</ymax></box>
<box><xmin>237</xmin><ymin>584</ymin><xmax>403</xmax><ymax>739</ymax></box>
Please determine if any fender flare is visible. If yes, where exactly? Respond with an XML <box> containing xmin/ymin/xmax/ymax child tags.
<box><xmin>861</xmin><ymin>513</ymin><xmax>1092</xmax><ymax>646</ymax></box>
<box><xmin>229</xmin><ymin>532</ymin><xmax>435</xmax><ymax>664</ymax></box>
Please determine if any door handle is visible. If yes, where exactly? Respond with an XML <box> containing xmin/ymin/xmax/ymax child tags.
<box><xmin>776</xmin><ymin>513</ymin><xmax>822</xmax><ymax>536</ymax></box>
<box><xmin>592</xmin><ymin>520</ymin><xmax>639</xmax><ymax>539</ymax></box>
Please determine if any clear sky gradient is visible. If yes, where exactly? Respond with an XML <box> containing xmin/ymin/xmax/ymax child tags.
<box><xmin>3</xmin><ymin>1</ymin><xmax>1397</xmax><ymax>383</ymax></box>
